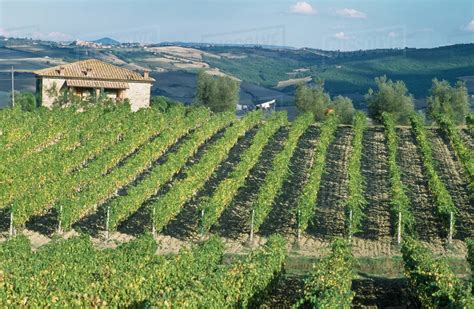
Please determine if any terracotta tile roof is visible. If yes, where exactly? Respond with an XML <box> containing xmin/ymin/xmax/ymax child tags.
<box><xmin>33</xmin><ymin>59</ymin><xmax>154</xmax><ymax>82</ymax></box>
<box><xmin>66</xmin><ymin>79</ymin><xmax>129</xmax><ymax>89</ymax></box>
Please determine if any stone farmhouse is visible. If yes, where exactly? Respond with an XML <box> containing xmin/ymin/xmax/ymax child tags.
<box><xmin>34</xmin><ymin>59</ymin><xmax>154</xmax><ymax>111</ymax></box>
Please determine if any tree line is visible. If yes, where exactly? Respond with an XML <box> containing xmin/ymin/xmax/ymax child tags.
<box><xmin>8</xmin><ymin>69</ymin><xmax>471</xmax><ymax>126</ymax></box>
<box><xmin>295</xmin><ymin>76</ymin><xmax>470</xmax><ymax>125</ymax></box>
<box><xmin>194</xmin><ymin>70</ymin><xmax>470</xmax><ymax>125</ymax></box>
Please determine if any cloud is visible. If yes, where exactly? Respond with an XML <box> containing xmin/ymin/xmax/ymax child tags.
<box><xmin>336</xmin><ymin>8</ymin><xmax>367</xmax><ymax>19</ymax></box>
<box><xmin>0</xmin><ymin>28</ymin><xmax>73</xmax><ymax>41</ymax></box>
<box><xmin>290</xmin><ymin>2</ymin><xmax>316</xmax><ymax>15</ymax></box>
<box><xmin>388</xmin><ymin>31</ymin><xmax>398</xmax><ymax>38</ymax></box>
<box><xmin>45</xmin><ymin>31</ymin><xmax>72</xmax><ymax>41</ymax></box>
<box><xmin>464</xmin><ymin>20</ymin><xmax>474</xmax><ymax>32</ymax></box>
<box><xmin>334</xmin><ymin>32</ymin><xmax>350</xmax><ymax>40</ymax></box>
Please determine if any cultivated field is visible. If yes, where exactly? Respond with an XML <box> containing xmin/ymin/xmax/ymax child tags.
<box><xmin>0</xmin><ymin>105</ymin><xmax>472</xmax><ymax>306</ymax></box>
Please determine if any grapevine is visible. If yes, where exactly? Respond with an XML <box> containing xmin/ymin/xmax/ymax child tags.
<box><xmin>294</xmin><ymin>238</ymin><xmax>355</xmax><ymax>308</ymax></box>
<box><xmin>107</xmin><ymin>111</ymin><xmax>234</xmax><ymax>231</ymax></box>
<box><xmin>382</xmin><ymin>112</ymin><xmax>415</xmax><ymax>243</ymax></box>
<box><xmin>345</xmin><ymin>112</ymin><xmax>367</xmax><ymax>238</ymax></box>
<box><xmin>410</xmin><ymin>113</ymin><xmax>457</xmax><ymax>242</ymax></box>
<box><xmin>149</xmin><ymin>110</ymin><xmax>262</xmax><ymax>233</ymax></box>
<box><xmin>296</xmin><ymin>114</ymin><xmax>338</xmax><ymax>236</ymax></box>
<box><xmin>250</xmin><ymin>112</ymin><xmax>313</xmax><ymax>235</ymax></box>
<box><xmin>401</xmin><ymin>237</ymin><xmax>474</xmax><ymax>307</ymax></box>
<box><xmin>199</xmin><ymin>112</ymin><xmax>288</xmax><ymax>234</ymax></box>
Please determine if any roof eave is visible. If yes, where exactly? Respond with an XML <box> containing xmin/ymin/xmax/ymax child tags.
<box><xmin>34</xmin><ymin>74</ymin><xmax>155</xmax><ymax>83</ymax></box>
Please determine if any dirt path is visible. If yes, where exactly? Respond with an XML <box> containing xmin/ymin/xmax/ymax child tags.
<box><xmin>214</xmin><ymin>127</ymin><xmax>289</xmax><ymax>241</ymax></box>
<box><xmin>71</xmin><ymin>126</ymin><xmax>209</xmax><ymax>237</ymax></box>
<box><xmin>259</xmin><ymin>274</ymin><xmax>304</xmax><ymax>308</ymax></box>
<box><xmin>114</xmin><ymin>126</ymin><xmax>230</xmax><ymax>236</ymax></box>
<box><xmin>396</xmin><ymin>128</ymin><xmax>444</xmax><ymax>242</ymax></box>
<box><xmin>428</xmin><ymin>129</ymin><xmax>473</xmax><ymax>240</ymax></box>
<box><xmin>24</xmin><ymin>124</ymin><xmax>206</xmax><ymax>237</ymax></box>
<box><xmin>460</xmin><ymin>129</ymin><xmax>474</xmax><ymax>151</ymax></box>
<box><xmin>259</xmin><ymin>125</ymin><xmax>320</xmax><ymax>237</ymax></box>
<box><xmin>352</xmin><ymin>277</ymin><xmax>414</xmax><ymax>308</ymax></box>
<box><xmin>163</xmin><ymin>128</ymin><xmax>259</xmax><ymax>240</ymax></box>
<box><xmin>308</xmin><ymin>126</ymin><xmax>353</xmax><ymax>238</ymax></box>
<box><xmin>356</xmin><ymin>127</ymin><xmax>392</xmax><ymax>241</ymax></box>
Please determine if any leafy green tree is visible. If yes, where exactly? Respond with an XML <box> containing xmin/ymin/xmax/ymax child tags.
<box><xmin>467</xmin><ymin>113</ymin><xmax>474</xmax><ymax>131</ymax></box>
<box><xmin>151</xmin><ymin>96</ymin><xmax>181</xmax><ymax>112</ymax></box>
<box><xmin>427</xmin><ymin>79</ymin><xmax>469</xmax><ymax>124</ymax></box>
<box><xmin>15</xmin><ymin>92</ymin><xmax>38</xmax><ymax>112</ymax></box>
<box><xmin>295</xmin><ymin>82</ymin><xmax>355</xmax><ymax>123</ymax></box>
<box><xmin>295</xmin><ymin>81</ymin><xmax>331</xmax><ymax>121</ymax></box>
<box><xmin>366</xmin><ymin>76</ymin><xmax>414</xmax><ymax>124</ymax></box>
<box><xmin>195</xmin><ymin>70</ymin><xmax>240</xmax><ymax>113</ymax></box>
<box><xmin>330</xmin><ymin>95</ymin><xmax>355</xmax><ymax>124</ymax></box>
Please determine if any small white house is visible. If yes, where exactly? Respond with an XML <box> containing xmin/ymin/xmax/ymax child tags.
<box><xmin>34</xmin><ymin>59</ymin><xmax>155</xmax><ymax>111</ymax></box>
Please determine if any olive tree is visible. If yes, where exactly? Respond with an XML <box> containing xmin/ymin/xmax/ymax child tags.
<box><xmin>195</xmin><ymin>70</ymin><xmax>240</xmax><ymax>113</ymax></box>
<box><xmin>295</xmin><ymin>81</ymin><xmax>355</xmax><ymax>123</ymax></box>
<box><xmin>366</xmin><ymin>76</ymin><xmax>414</xmax><ymax>124</ymax></box>
<box><xmin>295</xmin><ymin>81</ymin><xmax>331</xmax><ymax>121</ymax></box>
<box><xmin>330</xmin><ymin>95</ymin><xmax>355</xmax><ymax>125</ymax></box>
<box><xmin>427</xmin><ymin>79</ymin><xmax>469</xmax><ymax>124</ymax></box>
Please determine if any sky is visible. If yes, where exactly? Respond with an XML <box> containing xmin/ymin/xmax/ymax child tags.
<box><xmin>0</xmin><ymin>0</ymin><xmax>473</xmax><ymax>50</ymax></box>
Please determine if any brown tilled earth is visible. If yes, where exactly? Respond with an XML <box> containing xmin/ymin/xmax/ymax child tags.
<box><xmin>1</xmin><ymin>126</ymin><xmax>470</xmax><ymax>259</ymax></box>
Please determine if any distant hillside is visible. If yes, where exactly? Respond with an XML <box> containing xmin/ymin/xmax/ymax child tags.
<box><xmin>93</xmin><ymin>37</ymin><xmax>120</xmax><ymax>45</ymax></box>
<box><xmin>200</xmin><ymin>44</ymin><xmax>474</xmax><ymax>101</ymax></box>
<box><xmin>0</xmin><ymin>38</ymin><xmax>472</xmax><ymax>109</ymax></box>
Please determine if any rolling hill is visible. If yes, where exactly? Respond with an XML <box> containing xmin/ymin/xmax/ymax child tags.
<box><xmin>0</xmin><ymin>37</ymin><xmax>472</xmax><ymax>110</ymax></box>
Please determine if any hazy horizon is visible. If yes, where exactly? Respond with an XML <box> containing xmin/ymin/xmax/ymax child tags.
<box><xmin>0</xmin><ymin>0</ymin><xmax>473</xmax><ymax>51</ymax></box>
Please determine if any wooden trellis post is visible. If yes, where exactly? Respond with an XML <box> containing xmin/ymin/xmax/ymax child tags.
<box><xmin>152</xmin><ymin>206</ymin><xmax>156</xmax><ymax>238</ymax></box>
<box><xmin>249</xmin><ymin>209</ymin><xmax>255</xmax><ymax>244</ymax></box>
<box><xmin>57</xmin><ymin>205</ymin><xmax>63</xmax><ymax>235</ymax></box>
<box><xmin>348</xmin><ymin>209</ymin><xmax>353</xmax><ymax>242</ymax></box>
<box><xmin>200</xmin><ymin>209</ymin><xmax>205</xmax><ymax>239</ymax></box>
<box><xmin>397</xmin><ymin>211</ymin><xmax>402</xmax><ymax>245</ymax></box>
<box><xmin>105</xmin><ymin>206</ymin><xmax>110</xmax><ymax>240</ymax></box>
<box><xmin>297</xmin><ymin>208</ymin><xmax>301</xmax><ymax>241</ymax></box>
<box><xmin>448</xmin><ymin>211</ymin><xmax>453</xmax><ymax>244</ymax></box>
<box><xmin>9</xmin><ymin>211</ymin><xmax>15</xmax><ymax>237</ymax></box>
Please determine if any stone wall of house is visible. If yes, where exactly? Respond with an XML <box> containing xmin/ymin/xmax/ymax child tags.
<box><xmin>40</xmin><ymin>78</ymin><xmax>66</xmax><ymax>108</ymax></box>
<box><xmin>38</xmin><ymin>78</ymin><xmax>151</xmax><ymax>111</ymax></box>
<box><xmin>125</xmin><ymin>82</ymin><xmax>152</xmax><ymax>111</ymax></box>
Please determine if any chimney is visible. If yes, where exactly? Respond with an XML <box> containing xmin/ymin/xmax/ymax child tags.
<box><xmin>59</xmin><ymin>66</ymin><xmax>65</xmax><ymax>76</ymax></box>
<box><xmin>143</xmin><ymin>69</ymin><xmax>150</xmax><ymax>79</ymax></box>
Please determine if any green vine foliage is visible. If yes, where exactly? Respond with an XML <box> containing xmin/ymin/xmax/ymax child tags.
<box><xmin>1</xmin><ymin>106</ymin><xmax>101</xmax><ymax>166</ymax></box>
<box><xmin>251</xmin><ymin>113</ymin><xmax>313</xmax><ymax>233</ymax></box>
<box><xmin>159</xmin><ymin>234</ymin><xmax>288</xmax><ymax>307</ymax></box>
<box><xmin>150</xmin><ymin>111</ymin><xmax>262</xmax><ymax>233</ymax></box>
<box><xmin>296</xmin><ymin>114</ymin><xmax>338</xmax><ymax>234</ymax></box>
<box><xmin>107</xmin><ymin>111</ymin><xmax>235</xmax><ymax>231</ymax></box>
<box><xmin>1</xmin><ymin>105</ymin><xmax>122</xmax><ymax>209</ymax></box>
<box><xmin>467</xmin><ymin>112</ymin><xmax>474</xmax><ymax>131</ymax></box>
<box><xmin>409</xmin><ymin>113</ymin><xmax>457</xmax><ymax>236</ymax></box>
<box><xmin>200</xmin><ymin>112</ymin><xmax>288</xmax><ymax>233</ymax></box>
<box><xmin>401</xmin><ymin>238</ymin><xmax>474</xmax><ymax>308</ymax></box>
<box><xmin>346</xmin><ymin>112</ymin><xmax>367</xmax><ymax>236</ymax></box>
<box><xmin>467</xmin><ymin>238</ymin><xmax>474</xmax><ymax>289</ymax></box>
<box><xmin>435</xmin><ymin>114</ymin><xmax>474</xmax><ymax>197</ymax></box>
<box><xmin>294</xmin><ymin>238</ymin><xmax>355</xmax><ymax>308</ymax></box>
<box><xmin>57</xmin><ymin>107</ymin><xmax>209</xmax><ymax>230</ymax></box>
<box><xmin>0</xmin><ymin>234</ymin><xmax>226</xmax><ymax>306</ymax></box>
<box><xmin>11</xmin><ymin>106</ymin><xmax>190</xmax><ymax>228</ymax></box>
<box><xmin>382</xmin><ymin>112</ymin><xmax>415</xmax><ymax>239</ymax></box>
